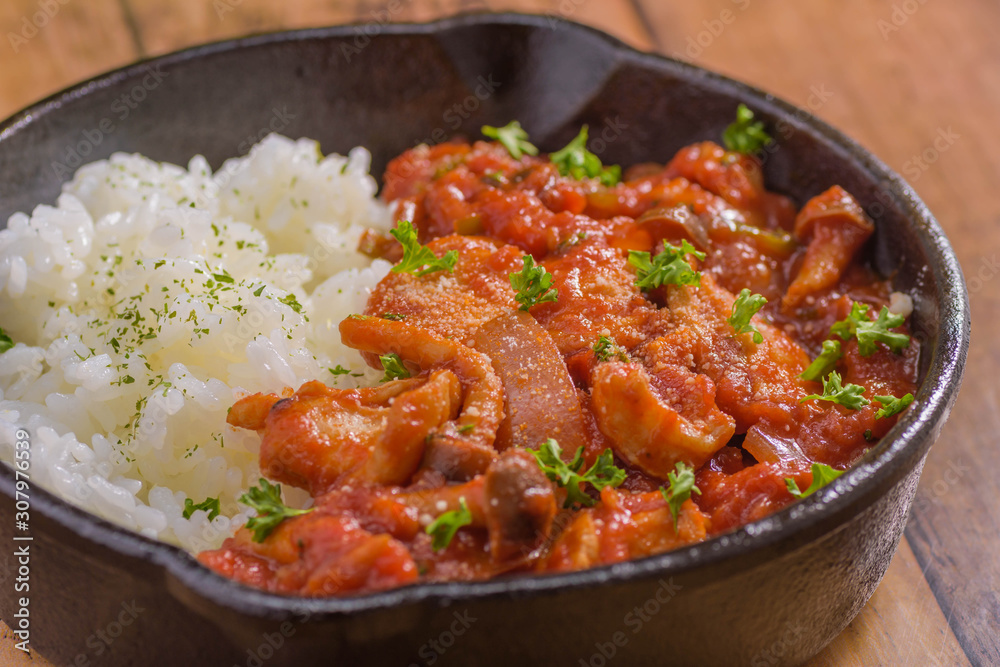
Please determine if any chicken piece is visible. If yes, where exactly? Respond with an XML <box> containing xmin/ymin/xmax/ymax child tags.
<box><xmin>658</xmin><ymin>272</ymin><xmax>814</xmax><ymax>433</ymax></box>
<box><xmin>590</xmin><ymin>361</ymin><xmax>735</xmax><ymax>478</ymax></box>
<box><xmin>532</xmin><ymin>240</ymin><xmax>659</xmax><ymax>357</ymax></box>
<box><xmin>543</xmin><ymin>486</ymin><xmax>709</xmax><ymax>572</ymax></box>
<box><xmin>340</xmin><ymin>315</ymin><xmax>505</xmax><ymax>480</ymax></box>
<box><xmin>227</xmin><ymin>371</ymin><xmax>461</xmax><ymax>495</ymax></box>
<box><xmin>783</xmin><ymin>186</ymin><xmax>874</xmax><ymax>309</ymax></box>
<box><xmin>696</xmin><ymin>461</ymin><xmax>809</xmax><ymax>535</ymax></box>
<box><xmin>364</xmin><ymin>235</ymin><xmax>524</xmax><ymax>345</ymax></box>
<box><xmin>198</xmin><ymin>503</ymin><xmax>419</xmax><ymax>597</ymax></box>
<box><xmin>664</xmin><ymin>141</ymin><xmax>767</xmax><ymax>214</ymax></box>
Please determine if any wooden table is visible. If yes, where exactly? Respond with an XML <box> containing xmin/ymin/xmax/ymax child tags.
<box><xmin>0</xmin><ymin>1</ymin><xmax>995</xmax><ymax>664</ymax></box>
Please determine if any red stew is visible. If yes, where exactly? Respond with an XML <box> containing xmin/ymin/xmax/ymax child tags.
<box><xmin>198</xmin><ymin>133</ymin><xmax>918</xmax><ymax>597</ymax></box>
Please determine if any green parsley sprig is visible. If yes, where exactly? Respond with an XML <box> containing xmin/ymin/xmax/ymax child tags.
<box><xmin>593</xmin><ymin>335</ymin><xmax>628</xmax><ymax>362</ymax></box>
<box><xmin>510</xmin><ymin>255</ymin><xmax>558</xmax><ymax>310</ymax></box>
<box><xmin>550</xmin><ymin>126</ymin><xmax>622</xmax><ymax>186</ymax></box>
<box><xmin>182</xmin><ymin>496</ymin><xmax>221</xmax><ymax>520</ymax></box>
<box><xmin>426</xmin><ymin>497</ymin><xmax>473</xmax><ymax>551</ymax></box>
<box><xmin>799</xmin><ymin>371</ymin><xmax>869</xmax><ymax>410</ymax></box>
<box><xmin>379</xmin><ymin>352</ymin><xmax>411</xmax><ymax>382</ymax></box>
<box><xmin>239</xmin><ymin>478</ymin><xmax>313</xmax><ymax>543</ymax></box>
<box><xmin>530</xmin><ymin>439</ymin><xmax>626</xmax><ymax>508</ymax></box>
<box><xmin>390</xmin><ymin>220</ymin><xmax>459</xmax><ymax>277</ymax></box>
<box><xmin>830</xmin><ymin>303</ymin><xmax>910</xmax><ymax>357</ymax></box>
<box><xmin>659</xmin><ymin>462</ymin><xmax>701</xmax><ymax>530</ymax></box>
<box><xmin>0</xmin><ymin>327</ymin><xmax>13</xmax><ymax>354</ymax></box>
<box><xmin>728</xmin><ymin>289</ymin><xmax>768</xmax><ymax>343</ymax></box>
<box><xmin>628</xmin><ymin>240</ymin><xmax>706</xmax><ymax>290</ymax></box>
<box><xmin>800</xmin><ymin>339</ymin><xmax>843</xmax><ymax>382</ymax></box>
<box><xmin>329</xmin><ymin>364</ymin><xmax>363</xmax><ymax>378</ymax></box>
<box><xmin>785</xmin><ymin>462</ymin><xmax>844</xmax><ymax>499</ymax></box>
<box><xmin>722</xmin><ymin>103</ymin><xmax>773</xmax><ymax>155</ymax></box>
<box><xmin>482</xmin><ymin>121</ymin><xmax>539</xmax><ymax>160</ymax></box>
<box><xmin>874</xmin><ymin>393</ymin><xmax>914</xmax><ymax>419</ymax></box>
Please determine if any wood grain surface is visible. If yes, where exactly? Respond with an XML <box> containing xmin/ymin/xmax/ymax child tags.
<box><xmin>0</xmin><ymin>1</ymin><xmax>996</xmax><ymax>665</ymax></box>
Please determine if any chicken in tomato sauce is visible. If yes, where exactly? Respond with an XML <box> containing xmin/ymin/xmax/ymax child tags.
<box><xmin>199</xmin><ymin>113</ymin><xmax>918</xmax><ymax>596</ymax></box>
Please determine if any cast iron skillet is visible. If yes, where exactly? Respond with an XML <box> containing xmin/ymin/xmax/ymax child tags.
<box><xmin>0</xmin><ymin>13</ymin><xmax>969</xmax><ymax>667</ymax></box>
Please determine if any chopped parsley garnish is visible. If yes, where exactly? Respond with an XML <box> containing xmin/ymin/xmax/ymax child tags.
<box><xmin>556</xmin><ymin>231</ymin><xmax>587</xmax><ymax>254</ymax></box>
<box><xmin>390</xmin><ymin>220</ymin><xmax>459</xmax><ymax>277</ymax></box>
<box><xmin>279</xmin><ymin>293</ymin><xmax>304</xmax><ymax>315</ymax></box>
<box><xmin>628</xmin><ymin>240</ymin><xmax>706</xmax><ymax>290</ymax></box>
<box><xmin>0</xmin><ymin>327</ymin><xmax>13</xmax><ymax>353</ymax></box>
<box><xmin>329</xmin><ymin>365</ymin><xmax>353</xmax><ymax>376</ymax></box>
<box><xmin>800</xmin><ymin>371</ymin><xmax>869</xmax><ymax>410</ymax></box>
<box><xmin>510</xmin><ymin>255</ymin><xmax>558</xmax><ymax>310</ymax></box>
<box><xmin>481</xmin><ymin>121</ymin><xmax>539</xmax><ymax>160</ymax></box>
<box><xmin>483</xmin><ymin>170</ymin><xmax>506</xmax><ymax>186</ymax></box>
<box><xmin>183</xmin><ymin>496</ymin><xmax>221</xmax><ymax>520</ymax></box>
<box><xmin>722</xmin><ymin>103</ymin><xmax>773</xmax><ymax>155</ymax></box>
<box><xmin>530</xmin><ymin>438</ymin><xmax>626</xmax><ymax>508</ymax></box>
<box><xmin>239</xmin><ymin>478</ymin><xmax>313</xmax><ymax>543</ymax></box>
<box><xmin>830</xmin><ymin>303</ymin><xmax>910</xmax><ymax>357</ymax></box>
<box><xmin>728</xmin><ymin>289</ymin><xmax>767</xmax><ymax>343</ymax></box>
<box><xmin>800</xmin><ymin>339</ymin><xmax>843</xmax><ymax>382</ymax></box>
<box><xmin>426</xmin><ymin>497</ymin><xmax>473</xmax><ymax>551</ymax></box>
<box><xmin>550</xmin><ymin>126</ymin><xmax>621</xmax><ymax>186</ymax></box>
<box><xmin>659</xmin><ymin>462</ymin><xmax>701</xmax><ymax>530</ymax></box>
<box><xmin>379</xmin><ymin>352</ymin><xmax>411</xmax><ymax>382</ymax></box>
<box><xmin>593</xmin><ymin>335</ymin><xmax>628</xmax><ymax>362</ymax></box>
<box><xmin>874</xmin><ymin>393</ymin><xmax>914</xmax><ymax>419</ymax></box>
<box><xmin>785</xmin><ymin>462</ymin><xmax>844</xmax><ymax>499</ymax></box>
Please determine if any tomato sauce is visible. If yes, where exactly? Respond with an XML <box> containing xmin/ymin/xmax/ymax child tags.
<box><xmin>199</xmin><ymin>133</ymin><xmax>918</xmax><ymax>596</ymax></box>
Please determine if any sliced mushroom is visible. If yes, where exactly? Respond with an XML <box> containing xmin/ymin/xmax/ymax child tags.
<box><xmin>636</xmin><ymin>204</ymin><xmax>711</xmax><ymax>251</ymax></box>
<box><xmin>397</xmin><ymin>449</ymin><xmax>556</xmax><ymax>566</ymax></box>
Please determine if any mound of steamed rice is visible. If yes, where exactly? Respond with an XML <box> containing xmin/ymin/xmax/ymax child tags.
<box><xmin>0</xmin><ymin>134</ymin><xmax>392</xmax><ymax>551</ymax></box>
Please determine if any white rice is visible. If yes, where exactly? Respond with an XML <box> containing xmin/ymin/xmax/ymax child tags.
<box><xmin>0</xmin><ymin>134</ymin><xmax>392</xmax><ymax>551</ymax></box>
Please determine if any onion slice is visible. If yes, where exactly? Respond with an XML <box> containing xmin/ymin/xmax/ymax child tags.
<box><xmin>473</xmin><ymin>311</ymin><xmax>592</xmax><ymax>454</ymax></box>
